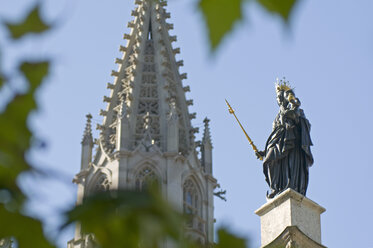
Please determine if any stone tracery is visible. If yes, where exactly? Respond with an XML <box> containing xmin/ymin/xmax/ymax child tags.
<box><xmin>183</xmin><ymin>178</ymin><xmax>201</xmax><ymax>216</ymax></box>
<box><xmin>183</xmin><ymin>177</ymin><xmax>205</xmax><ymax>240</ymax></box>
<box><xmin>135</xmin><ymin>166</ymin><xmax>159</xmax><ymax>191</ymax></box>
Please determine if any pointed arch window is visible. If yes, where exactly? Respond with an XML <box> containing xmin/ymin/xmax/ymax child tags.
<box><xmin>147</xmin><ymin>18</ymin><xmax>153</xmax><ymax>40</ymax></box>
<box><xmin>183</xmin><ymin>178</ymin><xmax>206</xmax><ymax>234</ymax></box>
<box><xmin>183</xmin><ymin>179</ymin><xmax>201</xmax><ymax>217</ymax></box>
<box><xmin>135</xmin><ymin>166</ymin><xmax>159</xmax><ymax>191</ymax></box>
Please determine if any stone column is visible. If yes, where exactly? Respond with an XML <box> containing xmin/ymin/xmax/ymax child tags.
<box><xmin>255</xmin><ymin>189</ymin><xmax>326</xmax><ymax>248</ymax></box>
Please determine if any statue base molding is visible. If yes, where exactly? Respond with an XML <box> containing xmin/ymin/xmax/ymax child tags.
<box><xmin>255</xmin><ymin>189</ymin><xmax>326</xmax><ymax>248</ymax></box>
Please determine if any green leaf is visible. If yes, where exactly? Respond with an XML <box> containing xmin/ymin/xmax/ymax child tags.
<box><xmin>0</xmin><ymin>61</ymin><xmax>51</xmax><ymax>246</ymax></box>
<box><xmin>257</xmin><ymin>0</ymin><xmax>298</xmax><ymax>22</ymax></box>
<box><xmin>199</xmin><ymin>0</ymin><xmax>243</xmax><ymax>52</ymax></box>
<box><xmin>0</xmin><ymin>205</ymin><xmax>55</xmax><ymax>248</ymax></box>
<box><xmin>0</xmin><ymin>61</ymin><xmax>49</xmax><ymax>160</ymax></box>
<box><xmin>0</xmin><ymin>74</ymin><xmax>4</xmax><ymax>88</ymax></box>
<box><xmin>20</xmin><ymin>61</ymin><xmax>50</xmax><ymax>92</ymax></box>
<box><xmin>0</xmin><ymin>167</ymin><xmax>25</xmax><ymax>210</ymax></box>
<box><xmin>216</xmin><ymin>228</ymin><xmax>247</xmax><ymax>248</ymax></box>
<box><xmin>0</xmin><ymin>4</ymin><xmax>53</xmax><ymax>248</ymax></box>
<box><xmin>4</xmin><ymin>5</ymin><xmax>51</xmax><ymax>40</ymax></box>
<box><xmin>0</xmin><ymin>61</ymin><xmax>49</xmax><ymax>204</ymax></box>
<box><xmin>64</xmin><ymin>189</ymin><xmax>189</xmax><ymax>248</ymax></box>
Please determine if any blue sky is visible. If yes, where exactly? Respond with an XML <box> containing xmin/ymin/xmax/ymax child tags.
<box><xmin>1</xmin><ymin>0</ymin><xmax>373</xmax><ymax>247</ymax></box>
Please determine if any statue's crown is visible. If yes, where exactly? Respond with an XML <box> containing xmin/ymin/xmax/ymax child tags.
<box><xmin>275</xmin><ymin>77</ymin><xmax>292</xmax><ymax>92</ymax></box>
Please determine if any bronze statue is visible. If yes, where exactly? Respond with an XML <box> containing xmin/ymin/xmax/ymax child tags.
<box><xmin>226</xmin><ymin>78</ymin><xmax>313</xmax><ymax>199</ymax></box>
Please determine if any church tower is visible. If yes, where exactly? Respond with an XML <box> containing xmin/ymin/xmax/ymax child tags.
<box><xmin>68</xmin><ymin>0</ymin><xmax>217</xmax><ymax>247</ymax></box>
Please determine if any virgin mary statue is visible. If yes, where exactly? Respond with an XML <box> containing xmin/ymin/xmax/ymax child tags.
<box><xmin>256</xmin><ymin>79</ymin><xmax>313</xmax><ymax>199</ymax></box>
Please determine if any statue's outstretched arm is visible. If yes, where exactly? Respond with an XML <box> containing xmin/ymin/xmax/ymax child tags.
<box><xmin>256</xmin><ymin>151</ymin><xmax>265</xmax><ymax>159</ymax></box>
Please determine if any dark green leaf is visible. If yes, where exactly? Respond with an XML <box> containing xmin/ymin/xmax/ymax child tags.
<box><xmin>0</xmin><ymin>167</ymin><xmax>25</xmax><ymax>210</ymax></box>
<box><xmin>0</xmin><ymin>4</ymin><xmax>53</xmax><ymax>248</ymax></box>
<box><xmin>0</xmin><ymin>205</ymin><xmax>55</xmax><ymax>248</ymax></box>
<box><xmin>199</xmin><ymin>0</ymin><xmax>243</xmax><ymax>52</ymax></box>
<box><xmin>64</xmin><ymin>189</ymin><xmax>189</xmax><ymax>248</ymax></box>
<box><xmin>0</xmin><ymin>61</ymin><xmax>49</xmax><ymax>160</ymax></box>
<box><xmin>0</xmin><ymin>61</ymin><xmax>52</xmax><ymax>247</ymax></box>
<box><xmin>216</xmin><ymin>228</ymin><xmax>247</xmax><ymax>248</ymax></box>
<box><xmin>257</xmin><ymin>0</ymin><xmax>298</xmax><ymax>22</ymax></box>
<box><xmin>0</xmin><ymin>74</ymin><xmax>4</xmax><ymax>88</ymax></box>
<box><xmin>0</xmin><ymin>47</ymin><xmax>4</xmax><ymax>88</ymax></box>
<box><xmin>0</xmin><ymin>61</ymin><xmax>49</xmax><ymax>204</ymax></box>
<box><xmin>4</xmin><ymin>5</ymin><xmax>51</xmax><ymax>40</ymax></box>
<box><xmin>19</xmin><ymin>61</ymin><xmax>50</xmax><ymax>91</ymax></box>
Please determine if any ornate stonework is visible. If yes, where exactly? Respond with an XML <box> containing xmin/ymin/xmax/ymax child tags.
<box><xmin>68</xmin><ymin>1</ymin><xmax>217</xmax><ymax>247</ymax></box>
<box><xmin>262</xmin><ymin>226</ymin><xmax>327</xmax><ymax>248</ymax></box>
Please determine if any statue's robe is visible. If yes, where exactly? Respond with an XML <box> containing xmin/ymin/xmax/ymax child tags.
<box><xmin>263</xmin><ymin>107</ymin><xmax>313</xmax><ymax>197</ymax></box>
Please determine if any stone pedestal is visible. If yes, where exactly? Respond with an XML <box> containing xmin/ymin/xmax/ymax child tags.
<box><xmin>255</xmin><ymin>189</ymin><xmax>326</xmax><ymax>248</ymax></box>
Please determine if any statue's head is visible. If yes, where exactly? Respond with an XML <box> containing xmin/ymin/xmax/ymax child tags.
<box><xmin>275</xmin><ymin>77</ymin><xmax>292</xmax><ymax>93</ymax></box>
<box><xmin>275</xmin><ymin>78</ymin><xmax>292</xmax><ymax>107</ymax></box>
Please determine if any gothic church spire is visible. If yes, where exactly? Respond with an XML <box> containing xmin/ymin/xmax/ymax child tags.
<box><xmin>97</xmin><ymin>0</ymin><xmax>196</xmax><ymax>159</ymax></box>
<box><xmin>69</xmin><ymin>2</ymin><xmax>218</xmax><ymax>246</ymax></box>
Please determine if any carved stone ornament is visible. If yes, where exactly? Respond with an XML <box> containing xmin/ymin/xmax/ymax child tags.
<box><xmin>285</xmin><ymin>239</ymin><xmax>298</xmax><ymax>248</ymax></box>
<box><xmin>261</xmin><ymin>226</ymin><xmax>326</xmax><ymax>248</ymax></box>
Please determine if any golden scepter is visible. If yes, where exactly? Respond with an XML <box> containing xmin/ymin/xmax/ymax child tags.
<box><xmin>225</xmin><ymin>99</ymin><xmax>263</xmax><ymax>161</ymax></box>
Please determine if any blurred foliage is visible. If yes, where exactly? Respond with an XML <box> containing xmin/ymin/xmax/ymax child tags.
<box><xmin>0</xmin><ymin>4</ymin><xmax>54</xmax><ymax>248</ymax></box>
<box><xmin>199</xmin><ymin>0</ymin><xmax>243</xmax><ymax>51</ymax></box>
<box><xmin>198</xmin><ymin>0</ymin><xmax>299</xmax><ymax>52</ymax></box>
<box><xmin>0</xmin><ymin>0</ymin><xmax>298</xmax><ymax>247</ymax></box>
<box><xmin>0</xmin><ymin>74</ymin><xmax>4</xmax><ymax>88</ymax></box>
<box><xmin>4</xmin><ymin>5</ymin><xmax>51</xmax><ymax>40</ymax></box>
<box><xmin>63</xmin><ymin>188</ymin><xmax>249</xmax><ymax>248</ymax></box>
<box><xmin>0</xmin><ymin>205</ymin><xmax>54</xmax><ymax>248</ymax></box>
<box><xmin>215</xmin><ymin>228</ymin><xmax>247</xmax><ymax>248</ymax></box>
<box><xmin>257</xmin><ymin>0</ymin><xmax>298</xmax><ymax>22</ymax></box>
<box><xmin>0</xmin><ymin>61</ymin><xmax>49</xmax><ymax>206</ymax></box>
<box><xmin>64</xmin><ymin>188</ymin><xmax>192</xmax><ymax>248</ymax></box>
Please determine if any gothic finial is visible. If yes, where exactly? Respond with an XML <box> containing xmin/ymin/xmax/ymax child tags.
<box><xmin>176</xmin><ymin>60</ymin><xmax>184</xmax><ymax>67</ymax></box>
<box><xmin>202</xmin><ymin>117</ymin><xmax>212</xmax><ymax>145</ymax></box>
<box><xmin>186</xmin><ymin>99</ymin><xmax>193</xmax><ymax>106</ymax></box>
<box><xmin>127</xmin><ymin>21</ymin><xmax>135</xmax><ymax>28</ymax></box>
<box><xmin>183</xmin><ymin>86</ymin><xmax>190</xmax><ymax>92</ymax></box>
<box><xmin>115</xmin><ymin>58</ymin><xmax>124</xmax><ymax>64</ymax></box>
<box><xmin>82</xmin><ymin>114</ymin><xmax>93</xmax><ymax>145</ymax></box>
<box><xmin>169</xmin><ymin>35</ymin><xmax>177</xmax><ymax>42</ymax></box>
<box><xmin>180</xmin><ymin>73</ymin><xmax>187</xmax><ymax>79</ymax></box>
<box><xmin>166</xmin><ymin>23</ymin><xmax>174</xmax><ymax>30</ymax></box>
<box><xmin>119</xmin><ymin>45</ymin><xmax>127</xmax><ymax>52</ymax></box>
<box><xmin>164</xmin><ymin>12</ymin><xmax>171</xmax><ymax>19</ymax></box>
<box><xmin>172</xmin><ymin>47</ymin><xmax>180</xmax><ymax>54</ymax></box>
